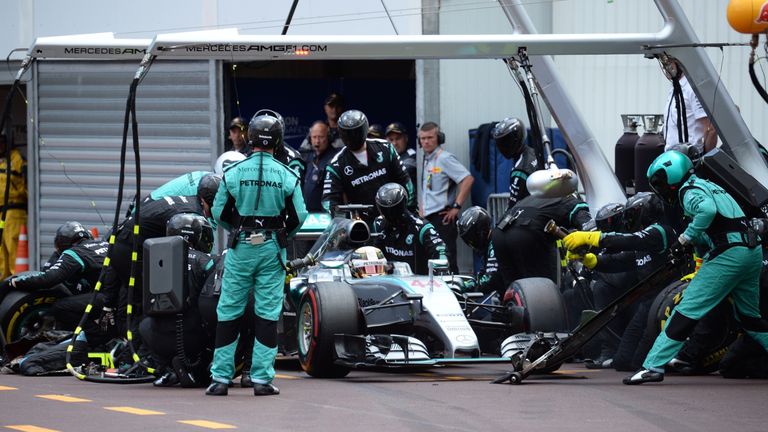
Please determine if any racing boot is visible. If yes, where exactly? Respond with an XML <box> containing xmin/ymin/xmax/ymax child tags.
<box><xmin>205</xmin><ymin>381</ymin><xmax>229</xmax><ymax>396</ymax></box>
<box><xmin>623</xmin><ymin>368</ymin><xmax>664</xmax><ymax>385</ymax></box>
<box><xmin>240</xmin><ymin>370</ymin><xmax>253</xmax><ymax>388</ymax></box>
<box><xmin>153</xmin><ymin>371</ymin><xmax>179</xmax><ymax>387</ymax></box>
<box><xmin>585</xmin><ymin>357</ymin><xmax>614</xmax><ymax>370</ymax></box>
<box><xmin>666</xmin><ymin>357</ymin><xmax>694</xmax><ymax>375</ymax></box>
<box><xmin>253</xmin><ymin>382</ymin><xmax>280</xmax><ymax>396</ymax></box>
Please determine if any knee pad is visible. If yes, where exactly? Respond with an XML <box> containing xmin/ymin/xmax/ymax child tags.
<box><xmin>214</xmin><ymin>317</ymin><xmax>242</xmax><ymax>349</ymax></box>
<box><xmin>738</xmin><ymin>313</ymin><xmax>768</xmax><ymax>332</ymax></box>
<box><xmin>254</xmin><ymin>315</ymin><xmax>278</xmax><ymax>349</ymax></box>
<box><xmin>664</xmin><ymin>313</ymin><xmax>699</xmax><ymax>341</ymax></box>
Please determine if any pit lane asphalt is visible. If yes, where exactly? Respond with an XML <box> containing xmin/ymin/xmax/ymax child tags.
<box><xmin>1</xmin><ymin>360</ymin><xmax>766</xmax><ymax>432</ymax></box>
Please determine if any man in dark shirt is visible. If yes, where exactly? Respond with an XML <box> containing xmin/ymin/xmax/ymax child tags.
<box><xmin>385</xmin><ymin>122</ymin><xmax>417</xmax><ymax>188</ymax></box>
<box><xmin>302</xmin><ymin>121</ymin><xmax>338</xmax><ymax>212</ymax></box>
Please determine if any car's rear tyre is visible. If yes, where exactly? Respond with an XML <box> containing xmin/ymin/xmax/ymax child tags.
<box><xmin>509</xmin><ymin>277</ymin><xmax>568</xmax><ymax>333</ymax></box>
<box><xmin>298</xmin><ymin>282</ymin><xmax>360</xmax><ymax>378</ymax></box>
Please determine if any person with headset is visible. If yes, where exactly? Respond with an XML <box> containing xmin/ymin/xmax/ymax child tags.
<box><xmin>372</xmin><ymin>183</ymin><xmax>445</xmax><ymax>275</ymax></box>
<box><xmin>322</xmin><ymin>110</ymin><xmax>414</xmax><ymax>225</ymax></box>
<box><xmin>206</xmin><ymin>112</ymin><xmax>307</xmax><ymax>397</ymax></box>
<box><xmin>492</xmin><ymin>117</ymin><xmax>539</xmax><ymax>209</ymax></box>
<box><xmin>418</xmin><ymin>121</ymin><xmax>474</xmax><ymax>274</ymax></box>
<box><xmin>228</xmin><ymin>117</ymin><xmax>250</xmax><ymax>155</ymax></box>
<box><xmin>140</xmin><ymin>213</ymin><xmax>216</xmax><ymax>388</ymax></box>
<box><xmin>385</xmin><ymin>122</ymin><xmax>417</xmax><ymax>189</ymax></box>
<box><xmin>299</xmin><ymin>93</ymin><xmax>345</xmax><ymax>152</ymax></box>
<box><xmin>302</xmin><ymin>121</ymin><xmax>338</xmax><ymax>212</ymax></box>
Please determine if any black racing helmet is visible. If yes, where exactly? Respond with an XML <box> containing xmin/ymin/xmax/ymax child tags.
<box><xmin>338</xmin><ymin>109</ymin><xmax>369</xmax><ymax>151</ymax></box>
<box><xmin>375</xmin><ymin>183</ymin><xmax>408</xmax><ymax>224</ymax></box>
<box><xmin>248</xmin><ymin>110</ymin><xmax>284</xmax><ymax>150</ymax></box>
<box><xmin>54</xmin><ymin>221</ymin><xmax>93</xmax><ymax>252</ymax></box>
<box><xmin>624</xmin><ymin>192</ymin><xmax>664</xmax><ymax>232</ymax></box>
<box><xmin>197</xmin><ymin>173</ymin><xmax>222</xmax><ymax>207</ymax></box>
<box><xmin>456</xmin><ymin>206</ymin><xmax>491</xmax><ymax>252</ymax></box>
<box><xmin>595</xmin><ymin>202</ymin><xmax>625</xmax><ymax>232</ymax></box>
<box><xmin>492</xmin><ymin>117</ymin><xmax>527</xmax><ymax>159</ymax></box>
<box><xmin>167</xmin><ymin>213</ymin><xmax>214</xmax><ymax>253</ymax></box>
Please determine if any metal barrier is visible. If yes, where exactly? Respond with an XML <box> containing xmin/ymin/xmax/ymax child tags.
<box><xmin>486</xmin><ymin>193</ymin><xmax>510</xmax><ymax>224</ymax></box>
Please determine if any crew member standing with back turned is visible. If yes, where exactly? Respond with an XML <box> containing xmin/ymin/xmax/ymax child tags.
<box><xmin>206</xmin><ymin>112</ymin><xmax>307</xmax><ymax>397</ymax></box>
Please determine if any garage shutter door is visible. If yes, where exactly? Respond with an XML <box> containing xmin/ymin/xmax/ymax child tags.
<box><xmin>33</xmin><ymin>60</ymin><xmax>219</xmax><ymax>265</ymax></box>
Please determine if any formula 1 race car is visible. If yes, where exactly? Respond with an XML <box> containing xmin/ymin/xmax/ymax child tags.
<box><xmin>277</xmin><ymin>206</ymin><xmax>569</xmax><ymax>378</ymax></box>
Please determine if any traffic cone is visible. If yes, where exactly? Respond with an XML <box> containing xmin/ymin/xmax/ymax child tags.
<box><xmin>14</xmin><ymin>224</ymin><xmax>29</xmax><ymax>273</ymax></box>
<box><xmin>90</xmin><ymin>227</ymin><xmax>100</xmax><ymax>240</ymax></box>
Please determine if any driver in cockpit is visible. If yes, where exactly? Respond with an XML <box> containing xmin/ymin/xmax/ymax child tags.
<box><xmin>349</xmin><ymin>246</ymin><xmax>388</xmax><ymax>278</ymax></box>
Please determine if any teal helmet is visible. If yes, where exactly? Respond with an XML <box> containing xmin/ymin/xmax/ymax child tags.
<box><xmin>646</xmin><ymin>150</ymin><xmax>694</xmax><ymax>203</ymax></box>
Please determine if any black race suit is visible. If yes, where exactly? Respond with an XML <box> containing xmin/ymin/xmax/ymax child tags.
<box><xmin>372</xmin><ymin>213</ymin><xmax>445</xmax><ymax>275</ymax></box>
<box><xmin>14</xmin><ymin>239</ymin><xmax>110</xmax><ymax>332</ymax></box>
<box><xmin>508</xmin><ymin>146</ymin><xmax>539</xmax><ymax>209</ymax></box>
<box><xmin>103</xmin><ymin>195</ymin><xmax>205</xmax><ymax>333</ymax></box>
<box><xmin>492</xmin><ymin>194</ymin><xmax>591</xmax><ymax>286</ymax></box>
<box><xmin>139</xmin><ymin>249</ymin><xmax>215</xmax><ymax>377</ymax></box>
<box><xmin>322</xmin><ymin>139</ymin><xmax>414</xmax><ymax>223</ymax></box>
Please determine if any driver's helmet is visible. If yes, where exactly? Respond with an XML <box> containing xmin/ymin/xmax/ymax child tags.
<box><xmin>349</xmin><ymin>246</ymin><xmax>387</xmax><ymax>278</ymax></box>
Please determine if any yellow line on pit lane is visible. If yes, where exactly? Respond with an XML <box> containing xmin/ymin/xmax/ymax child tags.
<box><xmin>178</xmin><ymin>420</ymin><xmax>237</xmax><ymax>429</ymax></box>
<box><xmin>274</xmin><ymin>374</ymin><xmax>301</xmax><ymax>380</ymax></box>
<box><xmin>0</xmin><ymin>386</ymin><xmax>17</xmax><ymax>390</ymax></box>
<box><xmin>5</xmin><ymin>425</ymin><xmax>60</xmax><ymax>432</ymax></box>
<box><xmin>104</xmin><ymin>407</ymin><xmax>165</xmax><ymax>416</ymax></box>
<box><xmin>35</xmin><ymin>395</ymin><xmax>92</xmax><ymax>403</ymax></box>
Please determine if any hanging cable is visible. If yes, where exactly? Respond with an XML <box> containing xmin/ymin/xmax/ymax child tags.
<box><xmin>381</xmin><ymin>0</ymin><xmax>400</xmax><ymax>35</ymax></box>
<box><xmin>749</xmin><ymin>34</ymin><xmax>768</xmax><ymax>104</ymax></box>
<box><xmin>65</xmin><ymin>55</ymin><xmax>158</xmax><ymax>383</ymax></box>
<box><xmin>281</xmin><ymin>0</ymin><xmax>301</xmax><ymax>35</ymax></box>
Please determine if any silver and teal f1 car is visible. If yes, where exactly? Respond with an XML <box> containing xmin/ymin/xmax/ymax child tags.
<box><xmin>279</xmin><ymin>206</ymin><xmax>569</xmax><ymax>378</ymax></box>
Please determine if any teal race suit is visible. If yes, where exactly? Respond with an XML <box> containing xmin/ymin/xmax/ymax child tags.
<box><xmin>209</xmin><ymin>151</ymin><xmax>307</xmax><ymax>385</ymax></box>
<box><xmin>148</xmin><ymin>171</ymin><xmax>210</xmax><ymax>201</ymax></box>
<box><xmin>643</xmin><ymin>174</ymin><xmax>768</xmax><ymax>371</ymax></box>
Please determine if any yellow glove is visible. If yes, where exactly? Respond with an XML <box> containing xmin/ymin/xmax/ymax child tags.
<box><xmin>565</xmin><ymin>251</ymin><xmax>598</xmax><ymax>270</ymax></box>
<box><xmin>680</xmin><ymin>272</ymin><xmax>696</xmax><ymax>282</ymax></box>
<box><xmin>582</xmin><ymin>253</ymin><xmax>598</xmax><ymax>270</ymax></box>
<box><xmin>563</xmin><ymin>231</ymin><xmax>602</xmax><ymax>251</ymax></box>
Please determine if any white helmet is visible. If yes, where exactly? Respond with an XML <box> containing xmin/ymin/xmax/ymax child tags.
<box><xmin>349</xmin><ymin>246</ymin><xmax>387</xmax><ymax>278</ymax></box>
<box><xmin>214</xmin><ymin>151</ymin><xmax>246</xmax><ymax>175</ymax></box>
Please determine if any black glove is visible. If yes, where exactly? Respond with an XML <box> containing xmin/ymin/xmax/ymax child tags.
<box><xmin>669</xmin><ymin>239</ymin><xmax>692</xmax><ymax>258</ymax></box>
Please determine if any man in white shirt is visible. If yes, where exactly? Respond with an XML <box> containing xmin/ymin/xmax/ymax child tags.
<box><xmin>663</xmin><ymin>66</ymin><xmax>717</xmax><ymax>155</ymax></box>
